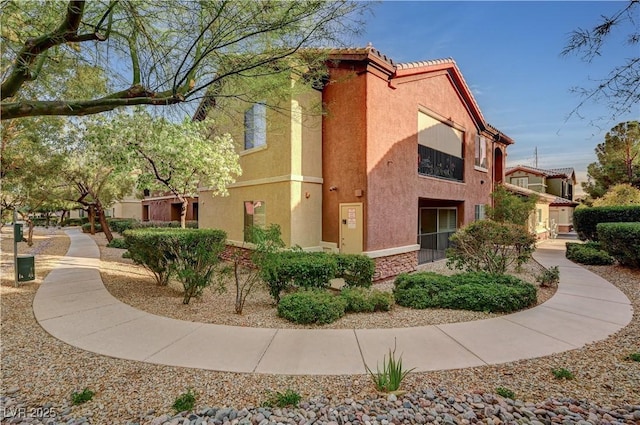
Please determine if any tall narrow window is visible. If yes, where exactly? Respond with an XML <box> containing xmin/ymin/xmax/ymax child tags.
<box><xmin>475</xmin><ymin>135</ymin><xmax>488</xmax><ymax>169</ymax></box>
<box><xmin>475</xmin><ymin>204</ymin><xmax>486</xmax><ymax>221</ymax></box>
<box><xmin>244</xmin><ymin>102</ymin><xmax>266</xmax><ymax>150</ymax></box>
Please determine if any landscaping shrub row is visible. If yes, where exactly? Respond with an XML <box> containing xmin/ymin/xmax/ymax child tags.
<box><xmin>277</xmin><ymin>287</ymin><xmax>392</xmax><ymax>325</ymax></box>
<box><xmin>107</xmin><ymin>218</ymin><xmax>198</xmax><ymax>233</ymax></box>
<box><xmin>573</xmin><ymin>206</ymin><xmax>640</xmax><ymax>241</ymax></box>
<box><xmin>597</xmin><ymin>222</ymin><xmax>640</xmax><ymax>268</ymax></box>
<box><xmin>565</xmin><ymin>242</ymin><xmax>614</xmax><ymax>265</ymax></box>
<box><xmin>393</xmin><ymin>272</ymin><xmax>537</xmax><ymax>313</ymax></box>
<box><xmin>262</xmin><ymin>251</ymin><xmax>375</xmax><ymax>302</ymax></box>
<box><xmin>81</xmin><ymin>222</ymin><xmax>102</xmax><ymax>233</ymax></box>
<box><xmin>123</xmin><ymin>228</ymin><xmax>226</xmax><ymax>304</ymax></box>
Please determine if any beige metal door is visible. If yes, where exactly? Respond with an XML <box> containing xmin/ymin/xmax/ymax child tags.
<box><xmin>340</xmin><ymin>203</ymin><xmax>363</xmax><ymax>254</ymax></box>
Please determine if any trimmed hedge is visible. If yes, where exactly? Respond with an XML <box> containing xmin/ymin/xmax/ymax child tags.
<box><xmin>335</xmin><ymin>254</ymin><xmax>375</xmax><ymax>288</ymax></box>
<box><xmin>573</xmin><ymin>206</ymin><xmax>640</xmax><ymax>241</ymax></box>
<box><xmin>132</xmin><ymin>220</ymin><xmax>198</xmax><ymax>229</ymax></box>
<box><xmin>107</xmin><ymin>218</ymin><xmax>139</xmax><ymax>234</ymax></box>
<box><xmin>261</xmin><ymin>251</ymin><xmax>374</xmax><ymax>303</ymax></box>
<box><xmin>81</xmin><ymin>222</ymin><xmax>102</xmax><ymax>233</ymax></box>
<box><xmin>340</xmin><ymin>287</ymin><xmax>393</xmax><ymax>313</ymax></box>
<box><xmin>598</xmin><ymin>222</ymin><xmax>640</xmax><ymax>268</ymax></box>
<box><xmin>106</xmin><ymin>238</ymin><xmax>128</xmax><ymax>249</ymax></box>
<box><xmin>565</xmin><ymin>242</ymin><xmax>614</xmax><ymax>265</ymax></box>
<box><xmin>277</xmin><ymin>289</ymin><xmax>347</xmax><ymax>324</ymax></box>
<box><xmin>394</xmin><ymin>272</ymin><xmax>536</xmax><ymax>313</ymax></box>
<box><xmin>123</xmin><ymin>228</ymin><xmax>175</xmax><ymax>286</ymax></box>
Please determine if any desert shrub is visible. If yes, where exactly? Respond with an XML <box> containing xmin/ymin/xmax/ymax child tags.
<box><xmin>598</xmin><ymin>222</ymin><xmax>640</xmax><ymax>268</ymax></box>
<box><xmin>106</xmin><ymin>238</ymin><xmax>128</xmax><ymax>249</ymax></box>
<box><xmin>486</xmin><ymin>185</ymin><xmax>538</xmax><ymax>226</ymax></box>
<box><xmin>446</xmin><ymin>220</ymin><xmax>536</xmax><ymax>275</ymax></box>
<box><xmin>81</xmin><ymin>222</ymin><xmax>102</xmax><ymax>233</ymax></box>
<box><xmin>334</xmin><ymin>254</ymin><xmax>375</xmax><ymax>288</ymax></box>
<box><xmin>172</xmin><ymin>389</ymin><xmax>196</xmax><ymax>413</ymax></box>
<box><xmin>340</xmin><ymin>287</ymin><xmax>393</xmax><ymax>313</ymax></box>
<box><xmin>277</xmin><ymin>289</ymin><xmax>346</xmax><ymax>324</ymax></box>
<box><xmin>261</xmin><ymin>252</ymin><xmax>337</xmax><ymax>303</ymax></box>
<box><xmin>536</xmin><ymin>265</ymin><xmax>560</xmax><ymax>287</ymax></box>
<box><xmin>107</xmin><ymin>218</ymin><xmax>139</xmax><ymax>234</ymax></box>
<box><xmin>262</xmin><ymin>389</ymin><xmax>302</xmax><ymax>408</ymax></box>
<box><xmin>565</xmin><ymin>242</ymin><xmax>614</xmax><ymax>265</ymax></box>
<box><xmin>123</xmin><ymin>228</ymin><xmax>174</xmax><ymax>286</ymax></box>
<box><xmin>442</xmin><ymin>273</ymin><xmax>537</xmax><ymax>313</ymax></box>
<box><xmin>394</xmin><ymin>272</ymin><xmax>535</xmax><ymax>313</ymax></box>
<box><xmin>159</xmin><ymin>228</ymin><xmax>227</xmax><ymax>304</ymax></box>
<box><xmin>573</xmin><ymin>206</ymin><xmax>640</xmax><ymax>241</ymax></box>
<box><xmin>393</xmin><ymin>272</ymin><xmax>453</xmax><ymax>309</ymax></box>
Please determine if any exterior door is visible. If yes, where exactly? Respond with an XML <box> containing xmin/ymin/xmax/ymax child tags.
<box><xmin>339</xmin><ymin>203</ymin><xmax>363</xmax><ymax>254</ymax></box>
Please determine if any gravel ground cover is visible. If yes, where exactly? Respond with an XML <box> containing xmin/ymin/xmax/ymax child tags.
<box><xmin>94</xmin><ymin>233</ymin><xmax>555</xmax><ymax>329</ymax></box>
<box><xmin>1</xmin><ymin>228</ymin><xmax>638</xmax><ymax>425</ymax></box>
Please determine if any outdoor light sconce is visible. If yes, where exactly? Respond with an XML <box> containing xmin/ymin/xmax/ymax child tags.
<box><xmin>329</xmin><ymin>186</ymin><xmax>338</xmax><ymax>191</ymax></box>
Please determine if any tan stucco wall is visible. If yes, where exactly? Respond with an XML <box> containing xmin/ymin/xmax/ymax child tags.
<box><xmin>111</xmin><ymin>200</ymin><xmax>142</xmax><ymax>220</ymax></box>
<box><xmin>199</xmin><ymin>83</ymin><xmax>323</xmax><ymax>248</ymax></box>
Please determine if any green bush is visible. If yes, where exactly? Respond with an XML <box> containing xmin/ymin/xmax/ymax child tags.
<box><xmin>261</xmin><ymin>252</ymin><xmax>338</xmax><ymax>303</ymax></box>
<box><xmin>159</xmin><ymin>228</ymin><xmax>227</xmax><ymax>304</ymax></box>
<box><xmin>536</xmin><ymin>265</ymin><xmax>560</xmax><ymax>287</ymax></box>
<box><xmin>394</xmin><ymin>272</ymin><xmax>536</xmax><ymax>313</ymax></box>
<box><xmin>573</xmin><ymin>206</ymin><xmax>640</xmax><ymax>241</ymax></box>
<box><xmin>334</xmin><ymin>254</ymin><xmax>375</xmax><ymax>288</ymax></box>
<box><xmin>62</xmin><ymin>217</ymin><xmax>86</xmax><ymax>227</ymax></box>
<box><xmin>81</xmin><ymin>222</ymin><xmax>102</xmax><ymax>233</ymax></box>
<box><xmin>443</xmin><ymin>273</ymin><xmax>537</xmax><ymax>313</ymax></box>
<box><xmin>340</xmin><ymin>287</ymin><xmax>393</xmax><ymax>313</ymax></box>
<box><xmin>496</xmin><ymin>387</ymin><xmax>515</xmax><ymax>399</ymax></box>
<box><xmin>277</xmin><ymin>289</ymin><xmax>346</xmax><ymax>324</ymax></box>
<box><xmin>106</xmin><ymin>238</ymin><xmax>128</xmax><ymax>249</ymax></box>
<box><xmin>71</xmin><ymin>388</ymin><xmax>94</xmax><ymax>405</ymax></box>
<box><xmin>598</xmin><ymin>222</ymin><xmax>640</xmax><ymax>268</ymax></box>
<box><xmin>173</xmin><ymin>389</ymin><xmax>196</xmax><ymax>413</ymax></box>
<box><xmin>565</xmin><ymin>242</ymin><xmax>614</xmax><ymax>265</ymax></box>
<box><xmin>393</xmin><ymin>272</ymin><xmax>454</xmax><ymax>309</ymax></box>
<box><xmin>551</xmin><ymin>368</ymin><xmax>575</xmax><ymax>380</ymax></box>
<box><xmin>107</xmin><ymin>218</ymin><xmax>139</xmax><ymax>234</ymax></box>
<box><xmin>446</xmin><ymin>220</ymin><xmax>536</xmax><ymax>275</ymax></box>
<box><xmin>123</xmin><ymin>228</ymin><xmax>174</xmax><ymax>286</ymax></box>
<box><xmin>132</xmin><ymin>220</ymin><xmax>198</xmax><ymax>229</ymax></box>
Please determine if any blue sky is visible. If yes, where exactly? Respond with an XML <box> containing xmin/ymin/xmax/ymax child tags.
<box><xmin>352</xmin><ymin>1</ymin><xmax>638</xmax><ymax>190</ymax></box>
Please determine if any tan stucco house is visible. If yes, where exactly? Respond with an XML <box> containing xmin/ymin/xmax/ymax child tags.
<box><xmin>198</xmin><ymin>47</ymin><xmax>514</xmax><ymax>279</ymax></box>
<box><xmin>506</xmin><ymin>165</ymin><xmax>579</xmax><ymax>233</ymax></box>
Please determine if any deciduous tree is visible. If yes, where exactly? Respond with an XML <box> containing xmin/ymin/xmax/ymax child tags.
<box><xmin>1</xmin><ymin>0</ymin><xmax>369</xmax><ymax>120</ymax></box>
<box><xmin>561</xmin><ymin>0</ymin><xmax>639</xmax><ymax>123</ymax></box>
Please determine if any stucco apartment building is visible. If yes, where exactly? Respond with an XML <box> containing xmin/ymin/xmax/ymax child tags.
<box><xmin>199</xmin><ymin>47</ymin><xmax>514</xmax><ymax>279</ymax></box>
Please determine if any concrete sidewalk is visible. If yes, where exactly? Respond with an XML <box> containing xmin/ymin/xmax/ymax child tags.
<box><xmin>33</xmin><ymin>229</ymin><xmax>633</xmax><ymax>375</ymax></box>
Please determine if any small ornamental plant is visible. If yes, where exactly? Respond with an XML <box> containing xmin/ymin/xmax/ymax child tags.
<box><xmin>71</xmin><ymin>388</ymin><xmax>94</xmax><ymax>405</ymax></box>
<box><xmin>495</xmin><ymin>387</ymin><xmax>515</xmax><ymax>399</ymax></box>
<box><xmin>551</xmin><ymin>367</ymin><xmax>575</xmax><ymax>380</ymax></box>
<box><xmin>173</xmin><ymin>389</ymin><xmax>196</xmax><ymax>413</ymax></box>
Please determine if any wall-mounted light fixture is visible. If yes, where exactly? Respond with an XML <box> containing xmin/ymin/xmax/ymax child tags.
<box><xmin>329</xmin><ymin>186</ymin><xmax>338</xmax><ymax>191</ymax></box>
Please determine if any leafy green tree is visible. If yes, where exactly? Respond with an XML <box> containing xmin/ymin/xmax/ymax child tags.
<box><xmin>1</xmin><ymin>0</ymin><xmax>369</xmax><ymax>120</ymax></box>
<box><xmin>561</xmin><ymin>1</ymin><xmax>639</xmax><ymax>122</ymax></box>
<box><xmin>0</xmin><ymin>117</ymin><xmax>68</xmax><ymax>244</ymax></box>
<box><xmin>97</xmin><ymin>110</ymin><xmax>241</xmax><ymax>228</ymax></box>
<box><xmin>583</xmin><ymin>121</ymin><xmax>640</xmax><ymax>199</ymax></box>
<box><xmin>593</xmin><ymin>183</ymin><xmax>640</xmax><ymax>206</ymax></box>
<box><xmin>486</xmin><ymin>185</ymin><xmax>538</xmax><ymax>226</ymax></box>
<box><xmin>61</xmin><ymin>119</ymin><xmax>138</xmax><ymax>242</ymax></box>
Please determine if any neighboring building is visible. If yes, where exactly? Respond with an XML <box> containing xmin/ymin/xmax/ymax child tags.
<box><xmin>141</xmin><ymin>191</ymin><xmax>199</xmax><ymax>222</ymax></box>
<box><xmin>110</xmin><ymin>194</ymin><xmax>143</xmax><ymax>220</ymax></box>
<box><xmin>504</xmin><ymin>182</ymin><xmax>558</xmax><ymax>239</ymax></box>
<box><xmin>198</xmin><ymin>47</ymin><xmax>514</xmax><ymax>279</ymax></box>
<box><xmin>506</xmin><ymin>165</ymin><xmax>579</xmax><ymax>232</ymax></box>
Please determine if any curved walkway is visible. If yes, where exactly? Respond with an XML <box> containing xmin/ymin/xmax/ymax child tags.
<box><xmin>33</xmin><ymin>229</ymin><xmax>633</xmax><ymax>375</ymax></box>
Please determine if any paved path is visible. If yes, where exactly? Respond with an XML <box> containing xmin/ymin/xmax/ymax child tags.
<box><xmin>33</xmin><ymin>229</ymin><xmax>633</xmax><ymax>375</ymax></box>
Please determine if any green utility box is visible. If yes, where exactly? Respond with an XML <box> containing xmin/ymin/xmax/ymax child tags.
<box><xmin>17</xmin><ymin>255</ymin><xmax>35</xmax><ymax>282</ymax></box>
<box><xmin>14</xmin><ymin>222</ymin><xmax>23</xmax><ymax>242</ymax></box>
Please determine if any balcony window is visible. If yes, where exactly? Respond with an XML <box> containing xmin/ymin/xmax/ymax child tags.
<box><xmin>417</xmin><ymin>111</ymin><xmax>464</xmax><ymax>182</ymax></box>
